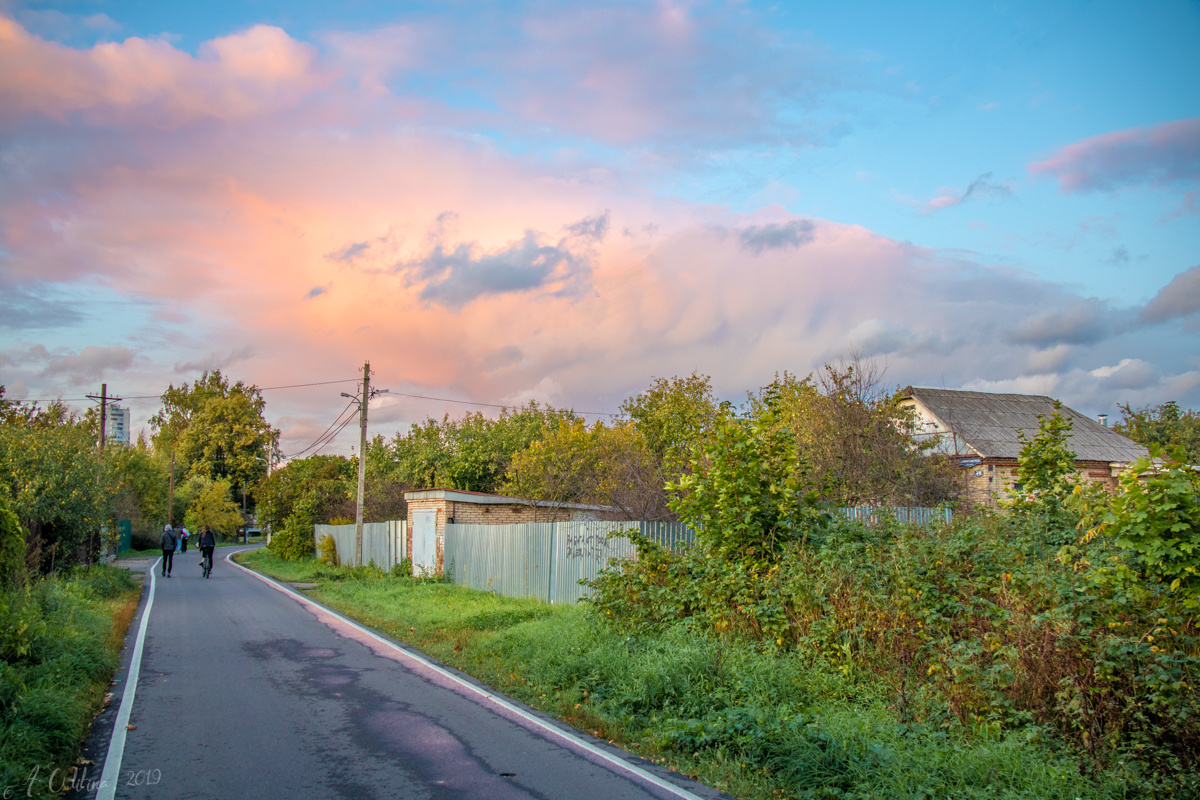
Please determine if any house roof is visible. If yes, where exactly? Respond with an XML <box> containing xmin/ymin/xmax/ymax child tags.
<box><xmin>899</xmin><ymin>387</ymin><xmax>1148</xmax><ymax>462</ymax></box>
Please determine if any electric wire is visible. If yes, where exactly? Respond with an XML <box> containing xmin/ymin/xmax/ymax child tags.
<box><xmin>280</xmin><ymin>399</ymin><xmax>358</xmax><ymax>460</ymax></box>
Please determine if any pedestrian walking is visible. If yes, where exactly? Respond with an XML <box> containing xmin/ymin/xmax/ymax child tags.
<box><xmin>160</xmin><ymin>524</ymin><xmax>177</xmax><ymax>578</ymax></box>
<box><xmin>180</xmin><ymin>527</ymin><xmax>189</xmax><ymax>553</ymax></box>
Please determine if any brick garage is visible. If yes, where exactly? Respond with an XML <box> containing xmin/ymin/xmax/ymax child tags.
<box><xmin>404</xmin><ymin>488</ymin><xmax>610</xmax><ymax>574</ymax></box>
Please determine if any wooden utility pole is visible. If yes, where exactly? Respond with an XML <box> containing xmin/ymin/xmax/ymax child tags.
<box><xmin>87</xmin><ymin>383</ymin><xmax>122</xmax><ymax>451</ymax></box>
<box><xmin>341</xmin><ymin>361</ymin><xmax>388</xmax><ymax>567</ymax></box>
<box><xmin>168</xmin><ymin>451</ymin><xmax>176</xmax><ymax>526</ymax></box>
<box><xmin>354</xmin><ymin>362</ymin><xmax>370</xmax><ymax>567</ymax></box>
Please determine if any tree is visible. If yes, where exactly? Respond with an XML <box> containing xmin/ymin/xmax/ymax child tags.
<box><xmin>1115</xmin><ymin>401</ymin><xmax>1200</xmax><ymax>464</ymax></box>
<box><xmin>183</xmin><ymin>478</ymin><xmax>244</xmax><ymax>538</ymax></box>
<box><xmin>382</xmin><ymin>403</ymin><xmax>579</xmax><ymax>493</ymax></box>
<box><xmin>750</xmin><ymin>360</ymin><xmax>956</xmax><ymax>507</ymax></box>
<box><xmin>503</xmin><ymin>419</ymin><xmax>600</xmax><ymax>518</ymax></box>
<box><xmin>105</xmin><ymin>433</ymin><xmax>170</xmax><ymax>541</ymax></box>
<box><xmin>255</xmin><ymin>455</ymin><xmax>355</xmax><ymax>532</ymax></box>
<box><xmin>150</xmin><ymin>370</ymin><xmax>278</xmax><ymax>507</ymax></box>
<box><xmin>501</xmin><ymin>419</ymin><xmax>674</xmax><ymax>521</ymax></box>
<box><xmin>0</xmin><ymin>399</ymin><xmax>113</xmax><ymax>572</ymax></box>
<box><xmin>668</xmin><ymin>407</ymin><xmax>824</xmax><ymax>562</ymax></box>
<box><xmin>619</xmin><ymin>373</ymin><xmax>724</xmax><ymax>480</ymax></box>
<box><xmin>1013</xmin><ymin>402</ymin><xmax>1078</xmax><ymax>504</ymax></box>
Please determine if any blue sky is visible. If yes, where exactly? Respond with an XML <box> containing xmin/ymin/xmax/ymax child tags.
<box><xmin>1</xmin><ymin>0</ymin><xmax>1197</xmax><ymax>455</ymax></box>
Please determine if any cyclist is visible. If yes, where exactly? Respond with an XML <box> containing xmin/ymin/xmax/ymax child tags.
<box><xmin>198</xmin><ymin>525</ymin><xmax>216</xmax><ymax>576</ymax></box>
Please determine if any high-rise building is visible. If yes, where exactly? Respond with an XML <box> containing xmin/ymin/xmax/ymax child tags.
<box><xmin>107</xmin><ymin>404</ymin><xmax>131</xmax><ymax>446</ymax></box>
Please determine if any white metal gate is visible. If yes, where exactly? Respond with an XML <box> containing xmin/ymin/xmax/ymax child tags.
<box><xmin>412</xmin><ymin>510</ymin><xmax>437</xmax><ymax>575</ymax></box>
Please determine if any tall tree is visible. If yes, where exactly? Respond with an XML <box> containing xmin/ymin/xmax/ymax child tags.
<box><xmin>619</xmin><ymin>373</ymin><xmax>724</xmax><ymax>479</ymax></box>
<box><xmin>150</xmin><ymin>370</ymin><xmax>278</xmax><ymax>506</ymax></box>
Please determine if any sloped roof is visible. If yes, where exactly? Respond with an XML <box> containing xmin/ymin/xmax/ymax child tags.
<box><xmin>901</xmin><ymin>387</ymin><xmax>1148</xmax><ymax>462</ymax></box>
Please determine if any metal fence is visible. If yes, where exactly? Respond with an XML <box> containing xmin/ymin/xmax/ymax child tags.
<box><xmin>445</xmin><ymin>521</ymin><xmax>661</xmax><ymax>604</ymax></box>
<box><xmin>837</xmin><ymin>506</ymin><xmax>953</xmax><ymax>526</ymax></box>
<box><xmin>314</xmin><ymin>520</ymin><xmax>407</xmax><ymax>567</ymax></box>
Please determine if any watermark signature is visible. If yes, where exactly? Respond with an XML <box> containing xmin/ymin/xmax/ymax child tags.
<box><xmin>2</xmin><ymin>764</ymin><xmax>162</xmax><ymax>797</ymax></box>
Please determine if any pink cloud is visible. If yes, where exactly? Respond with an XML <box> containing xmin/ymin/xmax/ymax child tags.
<box><xmin>0</xmin><ymin>16</ymin><xmax>329</xmax><ymax>127</ymax></box>
<box><xmin>1029</xmin><ymin>117</ymin><xmax>1200</xmax><ymax>193</ymax></box>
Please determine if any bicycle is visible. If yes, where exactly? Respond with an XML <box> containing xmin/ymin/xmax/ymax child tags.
<box><xmin>201</xmin><ymin>549</ymin><xmax>213</xmax><ymax>579</ymax></box>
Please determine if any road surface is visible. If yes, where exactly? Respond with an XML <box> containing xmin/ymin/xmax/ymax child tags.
<box><xmin>71</xmin><ymin>548</ymin><xmax>728</xmax><ymax>800</ymax></box>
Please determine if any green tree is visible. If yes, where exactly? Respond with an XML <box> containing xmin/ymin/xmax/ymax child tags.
<box><xmin>150</xmin><ymin>370</ymin><xmax>278</xmax><ymax>507</ymax></box>
<box><xmin>383</xmin><ymin>403</ymin><xmax>578</xmax><ymax>493</ymax></box>
<box><xmin>503</xmin><ymin>419</ymin><xmax>600</xmax><ymax>517</ymax></box>
<box><xmin>619</xmin><ymin>373</ymin><xmax>724</xmax><ymax>480</ymax></box>
<box><xmin>1115</xmin><ymin>401</ymin><xmax>1200</xmax><ymax>463</ymax></box>
<box><xmin>750</xmin><ymin>362</ymin><xmax>955</xmax><ymax>506</ymax></box>
<box><xmin>669</xmin><ymin>407</ymin><xmax>824</xmax><ymax>562</ymax></box>
<box><xmin>0</xmin><ymin>399</ymin><xmax>112</xmax><ymax>572</ymax></box>
<box><xmin>105</xmin><ymin>433</ymin><xmax>170</xmax><ymax>541</ymax></box>
<box><xmin>1013</xmin><ymin>402</ymin><xmax>1078</xmax><ymax>506</ymax></box>
<box><xmin>255</xmin><ymin>455</ymin><xmax>355</xmax><ymax>532</ymax></box>
<box><xmin>183</xmin><ymin>477</ymin><xmax>244</xmax><ymax>538</ymax></box>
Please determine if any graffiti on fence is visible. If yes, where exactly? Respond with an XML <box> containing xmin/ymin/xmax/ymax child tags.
<box><xmin>562</xmin><ymin>529</ymin><xmax>625</xmax><ymax>560</ymax></box>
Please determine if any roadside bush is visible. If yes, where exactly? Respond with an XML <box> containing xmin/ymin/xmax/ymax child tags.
<box><xmin>0</xmin><ymin>494</ymin><xmax>24</xmax><ymax>590</ymax></box>
<box><xmin>268</xmin><ymin>514</ymin><xmax>316</xmax><ymax>561</ymax></box>
<box><xmin>0</xmin><ymin>567</ymin><xmax>137</xmax><ymax>799</ymax></box>
<box><xmin>317</xmin><ymin>533</ymin><xmax>339</xmax><ymax>566</ymax></box>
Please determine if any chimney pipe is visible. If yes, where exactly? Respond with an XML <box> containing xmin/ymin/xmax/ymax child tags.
<box><xmin>1098</xmin><ymin>414</ymin><xmax>1108</xmax><ymax>428</ymax></box>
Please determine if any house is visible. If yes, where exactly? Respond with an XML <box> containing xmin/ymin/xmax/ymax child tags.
<box><xmin>898</xmin><ymin>387</ymin><xmax>1148</xmax><ymax>506</ymax></box>
<box><xmin>404</xmin><ymin>488</ymin><xmax>615</xmax><ymax>574</ymax></box>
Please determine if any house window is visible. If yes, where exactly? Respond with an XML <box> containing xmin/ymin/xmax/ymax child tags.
<box><xmin>1013</xmin><ymin>482</ymin><xmax>1024</xmax><ymax>492</ymax></box>
<box><xmin>987</xmin><ymin>464</ymin><xmax>993</xmax><ymax>472</ymax></box>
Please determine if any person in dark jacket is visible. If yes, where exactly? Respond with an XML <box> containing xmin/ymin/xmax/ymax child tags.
<box><xmin>198</xmin><ymin>526</ymin><xmax>216</xmax><ymax>574</ymax></box>
<box><xmin>160</xmin><ymin>524</ymin><xmax>177</xmax><ymax>577</ymax></box>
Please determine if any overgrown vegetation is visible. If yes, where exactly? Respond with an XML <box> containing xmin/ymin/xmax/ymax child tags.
<box><xmin>0</xmin><ymin>565</ymin><xmax>139</xmax><ymax>799</ymax></box>
<box><xmin>239</xmin><ymin>547</ymin><xmax>1126</xmax><ymax>799</ymax></box>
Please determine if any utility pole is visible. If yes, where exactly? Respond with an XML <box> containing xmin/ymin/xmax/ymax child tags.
<box><xmin>341</xmin><ymin>361</ymin><xmax>388</xmax><ymax>567</ymax></box>
<box><xmin>87</xmin><ymin>383</ymin><xmax>122</xmax><ymax>451</ymax></box>
<box><xmin>168</xmin><ymin>451</ymin><xmax>176</xmax><ymax>526</ymax></box>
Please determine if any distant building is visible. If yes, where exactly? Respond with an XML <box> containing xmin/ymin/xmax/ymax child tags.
<box><xmin>898</xmin><ymin>387</ymin><xmax>1147</xmax><ymax>506</ymax></box>
<box><xmin>107</xmin><ymin>404</ymin><xmax>131</xmax><ymax>446</ymax></box>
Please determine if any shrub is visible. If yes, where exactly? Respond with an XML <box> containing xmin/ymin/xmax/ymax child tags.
<box><xmin>0</xmin><ymin>495</ymin><xmax>24</xmax><ymax>590</ymax></box>
<box><xmin>268</xmin><ymin>515</ymin><xmax>315</xmax><ymax>561</ymax></box>
<box><xmin>317</xmin><ymin>533</ymin><xmax>339</xmax><ymax>566</ymax></box>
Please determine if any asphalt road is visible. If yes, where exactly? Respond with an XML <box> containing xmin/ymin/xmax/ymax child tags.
<box><xmin>73</xmin><ymin>548</ymin><xmax>728</xmax><ymax>800</ymax></box>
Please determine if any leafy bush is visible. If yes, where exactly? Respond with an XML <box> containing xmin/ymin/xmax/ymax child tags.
<box><xmin>267</xmin><ymin>514</ymin><xmax>316</xmax><ymax>561</ymax></box>
<box><xmin>317</xmin><ymin>533</ymin><xmax>339</xmax><ymax>566</ymax></box>
<box><xmin>0</xmin><ymin>568</ymin><xmax>137</xmax><ymax>799</ymax></box>
<box><xmin>0</xmin><ymin>494</ymin><xmax>24</xmax><ymax>590</ymax></box>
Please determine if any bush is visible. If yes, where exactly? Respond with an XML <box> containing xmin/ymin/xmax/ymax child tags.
<box><xmin>0</xmin><ymin>495</ymin><xmax>24</xmax><ymax>590</ymax></box>
<box><xmin>317</xmin><ymin>533</ymin><xmax>339</xmax><ymax>566</ymax></box>
<box><xmin>0</xmin><ymin>568</ymin><xmax>137</xmax><ymax>798</ymax></box>
<box><xmin>268</xmin><ymin>515</ymin><xmax>315</xmax><ymax>561</ymax></box>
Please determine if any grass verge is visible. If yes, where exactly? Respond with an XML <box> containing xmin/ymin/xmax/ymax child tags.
<box><xmin>237</xmin><ymin>550</ymin><xmax>1120</xmax><ymax>800</ymax></box>
<box><xmin>0</xmin><ymin>566</ymin><xmax>141</xmax><ymax>800</ymax></box>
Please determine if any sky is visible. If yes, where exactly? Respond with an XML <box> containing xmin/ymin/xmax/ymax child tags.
<box><xmin>1</xmin><ymin>0</ymin><xmax>1198</xmax><ymax>459</ymax></box>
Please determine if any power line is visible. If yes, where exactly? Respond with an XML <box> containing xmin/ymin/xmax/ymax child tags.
<box><xmin>389</xmin><ymin>392</ymin><xmax>618</xmax><ymax>418</ymax></box>
<box><xmin>280</xmin><ymin>399</ymin><xmax>359</xmax><ymax>460</ymax></box>
<box><xmin>21</xmin><ymin>378</ymin><xmax>621</xmax><ymax>421</ymax></box>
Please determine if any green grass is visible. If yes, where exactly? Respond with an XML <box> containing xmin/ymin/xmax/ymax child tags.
<box><xmin>0</xmin><ymin>566</ymin><xmax>141</xmax><ymax>800</ymax></box>
<box><xmin>236</xmin><ymin>550</ymin><xmax>1117</xmax><ymax>800</ymax></box>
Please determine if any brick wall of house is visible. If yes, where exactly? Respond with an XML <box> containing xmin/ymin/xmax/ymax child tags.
<box><xmin>962</xmin><ymin>459</ymin><xmax>1127</xmax><ymax>506</ymax></box>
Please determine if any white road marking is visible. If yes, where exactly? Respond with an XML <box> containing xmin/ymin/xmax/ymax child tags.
<box><xmin>97</xmin><ymin>557</ymin><xmax>159</xmax><ymax>800</ymax></box>
<box><xmin>227</xmin><ymin>549</ymin><xmax>708</xmax><ymax>800</ymax></box>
